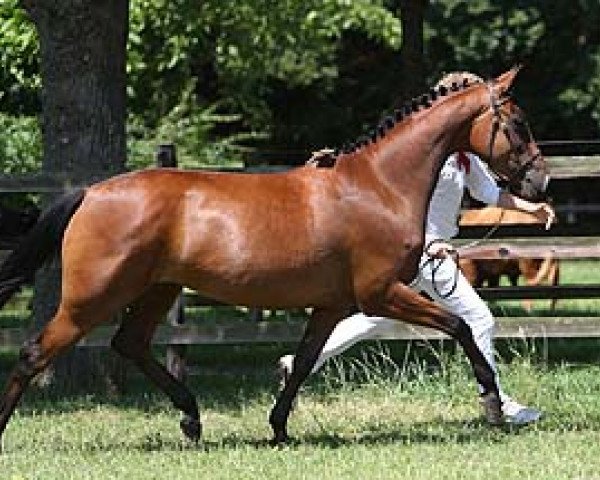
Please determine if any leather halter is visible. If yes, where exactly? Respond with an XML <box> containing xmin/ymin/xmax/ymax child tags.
<box><xmin>483</xmin><ymin>81</ymin><xmax>543</xmax><ymax>185</ymax></box>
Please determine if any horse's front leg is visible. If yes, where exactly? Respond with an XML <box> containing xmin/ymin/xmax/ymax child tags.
<box><xmin>269</xmin><ymin>306</ymin><xmax>351</xmax><ymax>445</ymax></box>
<box><xmin>362</xmin><ymin>282</ymin><xmax>503</xmax><ymax>425</ymax></box>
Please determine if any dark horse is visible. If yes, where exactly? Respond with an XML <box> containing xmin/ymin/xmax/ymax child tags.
<box><xmin>0</xmin><ymin>68</ymin><xmax>548</xmax><ymax>447</ymax></box>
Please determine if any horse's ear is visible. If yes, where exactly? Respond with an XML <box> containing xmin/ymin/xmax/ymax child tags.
<box><xmin>495</xmin><ymin>65</ymin><xmax>522</xmax><ymax>91</ymax></box>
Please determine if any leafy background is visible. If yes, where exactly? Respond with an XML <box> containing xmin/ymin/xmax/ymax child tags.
<box><xmin>1</xmin><ymin>0</ymin><xmax>599</xmax><ymax>171</ymax></box>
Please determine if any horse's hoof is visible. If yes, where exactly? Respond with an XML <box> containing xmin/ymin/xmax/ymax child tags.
<box><xmin>480</xmin><ymin>391</ymin><xmax>503</xmax><ymax>426</ymax></box>
<box><xmin>180</xmin><ymin>415</ymin><xmax>202</xmax><ymax>442</ymax></box>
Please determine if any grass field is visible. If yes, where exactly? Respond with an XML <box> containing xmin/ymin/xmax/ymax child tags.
<box><xmin>1</xmin><ymin>353</ymin><xmax>600</xmax><ymax>480</ymax></box>
<box><xmin>0</xmin><ymin>260</ymin><xmax>599</xmax><ymax>479</ymax></box>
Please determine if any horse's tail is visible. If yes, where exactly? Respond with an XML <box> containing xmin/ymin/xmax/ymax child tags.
<box><xmin>0</xmin><ymin>189</ymin><xmax>86</xmax><ymax>309</ymax></box>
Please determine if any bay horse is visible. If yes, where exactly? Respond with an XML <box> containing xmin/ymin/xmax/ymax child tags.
<box><xmin>0</xmin><ymin>67</ymin><xmax>548</xmax><ymax>447</ymax></box>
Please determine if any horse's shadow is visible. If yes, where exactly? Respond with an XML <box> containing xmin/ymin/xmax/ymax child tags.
<box><xmin>214</xmin><ymin>419</ymin><xmax>519</xmax><ymax>450</ymax></box>
<box><xmin>7</xmin><ymin>419</ymin><xmax>509</xmax><ymax>454</ymax></box>
<box><xmin>6</xmin><ymin>412</ymin><xmax>600</xmax><ymax>454</ymax></box>
<box><xmin>210</xmin><ymin>415</ymin><xmax>600</xmax><ymax>450</ymax></box>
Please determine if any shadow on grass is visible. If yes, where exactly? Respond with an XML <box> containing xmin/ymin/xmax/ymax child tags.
<box><xmin>0</xmin><ymin>339</ymin><xmax>447</xmax><ymax>414</ymax></box>
<box><xmin>274</xmin><ymin>425</ymin><xmax>512</xmax><ymax>449</ymax></box>
<box><xmin>0</xmin><ymin>419</ymin><xmax>519</xmax><ymax>454</ymax></box>
<box><xmin>213</xmin><ymin>413</ymin><xmax>600</xmax><ymax>450</ymax></box>
<box><xmin>5</xmin><ymin>373</ymin><xmax>278</xmax><ymax>416</ymax></box>
<box><xmin>10</xmin><ymin>410</ymin><xmax>600</xmax><ymax>455</ymax></box>
<box><xmin>6</xmin><ymin>421</ymin><xmax>560</xmax><ymax>455</ymax></box>
<box><xmin>7</xmin><ymin>380</ymin><xmax>600</xmax><ymax>457</ymax></box>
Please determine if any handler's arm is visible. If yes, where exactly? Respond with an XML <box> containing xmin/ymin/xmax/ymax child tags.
<box><xmin>496</xmin><ymin>191</ymin><xmax>556</xmax><ymax>230</ymax></box>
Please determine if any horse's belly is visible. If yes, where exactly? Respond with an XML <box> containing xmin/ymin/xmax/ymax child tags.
<box><xmin>169</xmin><ymin>261</ymin><xmax>350</xmax><ymax>308</ymax></box>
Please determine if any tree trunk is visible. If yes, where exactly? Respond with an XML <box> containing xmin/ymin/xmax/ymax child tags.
<box><xmin>22</xmin><ymin>0</ymin><xmax>129</xmax><ymax>393</ymax></box>
<box><xmin>395</xmin><ymin>0</ymin><xmax>428</xmax><ymax>102</ymax></box>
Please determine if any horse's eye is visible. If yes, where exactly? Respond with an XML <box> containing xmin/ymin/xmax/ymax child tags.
<box><xmin>512</xmin><ymin>118</ymin><xmax>532</xmax><ymax>142</ymax></box>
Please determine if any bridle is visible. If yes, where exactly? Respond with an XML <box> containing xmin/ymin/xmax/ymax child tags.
<box><xmin>482</xmin><ymin>81</ymin><xmax>544</xmax><ymax>187</ymax></box>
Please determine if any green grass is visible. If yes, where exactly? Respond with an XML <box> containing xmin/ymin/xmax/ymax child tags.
<box><xmin>0</xmin><ymin>260</ymin><xmax>599</xmax><ymax>478</ymax></box>
<box><xmin>1</xmin><ymin>349</ymin><xmax>600</xmax><ymax>479</ymax></box>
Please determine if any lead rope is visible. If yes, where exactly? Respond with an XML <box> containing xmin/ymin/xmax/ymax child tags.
<box><xmin>416</xmin><ymin>209</ymin><xmax>506</xmax><ymax>299</ymax></box>
<box><xmin>457</xmin><ymin>208</ymin><xmax>506</xmax><ymax>251</ymax></box>
<box><xmin>413</xmin><ymin>239</ymin><xmax>460</xmax><ymax>299</ymax></box>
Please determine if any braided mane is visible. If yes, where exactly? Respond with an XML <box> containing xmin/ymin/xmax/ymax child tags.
<box><xmin>309</xmin><ymin>75</ymin><xmax>484</xmax><ymax>168</ymax></box>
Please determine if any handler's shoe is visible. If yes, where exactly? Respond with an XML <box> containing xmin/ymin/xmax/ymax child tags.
<box><xmin>502</xmin><ymin>397</ymin><xmax>542</xmax><ymax>425</ymax></box>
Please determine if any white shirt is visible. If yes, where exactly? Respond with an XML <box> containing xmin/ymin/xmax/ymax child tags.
<box><xmin>425</xmin><ymin>152</ymin><xmax>500</xmax><ymax>241</ymax></box>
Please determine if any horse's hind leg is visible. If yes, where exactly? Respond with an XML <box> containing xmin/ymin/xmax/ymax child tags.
<box><xmin>370</xmin><ymin>282</ymin><xmax>502</xmax><ymax>425</ymax></box>
<box><xmin>0</xmin><ymin>306</ymin><xmax>94</xmax><ymax>447</ymax></box>
<box><xmin>110</xmin><ymin>283</ymin><xmax>201</xmax><ymax>442</ymax></box>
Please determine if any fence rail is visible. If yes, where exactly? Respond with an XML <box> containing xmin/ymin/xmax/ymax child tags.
<box><xmin>546</xmin><ymin>156</ymin><xmax>600</xmax><ymax>178</ymax></box>
<box><xmin>457</xmin><ymin>237</ymin><xmax>600</xmax><ymax>260</ymax></box>
<box><xmin>2</xmin><ymin>316</ymin><xmax>600</xmax><ymax>350</ymax></box>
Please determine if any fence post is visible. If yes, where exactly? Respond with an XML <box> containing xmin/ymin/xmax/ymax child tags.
<box><xmin>156</xmin><ymin>144</ymin><xmax>187</xmax><ymax>381</ymax></box>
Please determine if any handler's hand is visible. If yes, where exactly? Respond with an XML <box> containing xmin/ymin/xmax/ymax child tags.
<box><xmin>426</xmin><ymin>241</ymin><xmax>454</xmax><ymax>259</ymax></box>
<box><xmin>531</xmin><ymin>202</ymin><xmax>556</xmax><ymax>230</ymax></box>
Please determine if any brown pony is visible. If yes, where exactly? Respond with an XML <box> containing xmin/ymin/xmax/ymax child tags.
<box><xmin>459</xmin><ymin>207</ymin><xmax>560</xmax><ymax>310</ymax></box>
<box><xmin>0</xmin><ymin>68</ymin><xmax>548</xmax><ymax>447</ymax></box>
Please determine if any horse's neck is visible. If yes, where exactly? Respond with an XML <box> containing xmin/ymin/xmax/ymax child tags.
<box><xmin>368</xmin><ymin>93</ymin><xmax>483</xmax><ymax>208</ymax></box>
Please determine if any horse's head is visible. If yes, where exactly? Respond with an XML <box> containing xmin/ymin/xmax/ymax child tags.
<box><xmin>466</xmin><ymin>67</ymin><xmax>549</xmax><ymax>200</ymax></box>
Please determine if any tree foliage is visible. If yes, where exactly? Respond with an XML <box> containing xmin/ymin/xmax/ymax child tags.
<box><xmin>0</xmin><ymin>0</ymin><xmax>40</xmax><ymax>115</ymax></box>
<box><xmin>93</xmin><ymin>0</ymin><xmax>401</xmax><ymax>167</ymax></box>
<box><xmin>0</xmin><ymin>113</ymin><xmax>41</xmax><ymax>173</ymax></box>
<box><xmin>0</xmin><ymin>0</ymin><xmax>599</xmax><ymax>171</ymax></box>
<box><xmin>127</xmin><ymin>0</ymin><xmax>401</xmax><ymax>139</ymax></box>
<box><xmin>127</xmin><ymin>82</ymin><xmax>268</xmax><ymax>168</ymax></box>
<box><xmin>425</xmin><ymin>0</ymin><xmax>600</xmax><ymax>139</ymax></box>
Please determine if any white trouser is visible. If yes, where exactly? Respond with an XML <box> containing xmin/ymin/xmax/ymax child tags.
<box><xmin>309</xmin><ymin>252</ymin><xmax>506</xmax><ymax>400</ymax></box>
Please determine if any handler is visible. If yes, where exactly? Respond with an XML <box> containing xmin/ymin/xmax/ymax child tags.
<box><xmin>278</xmin><ymin>73</ymin><xmax>556</xmax><ymax>425</ymax></box>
